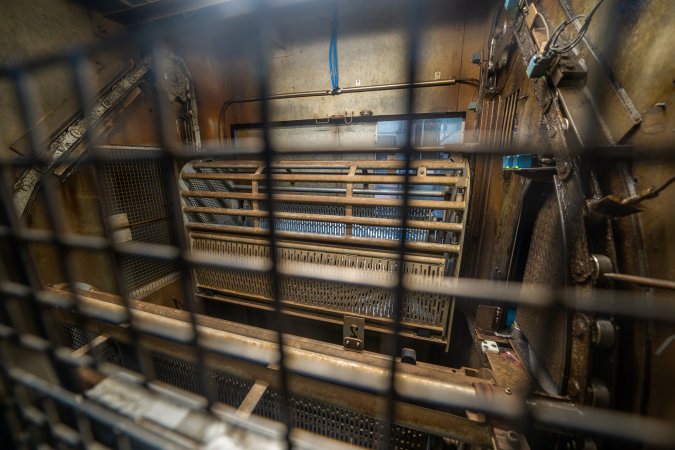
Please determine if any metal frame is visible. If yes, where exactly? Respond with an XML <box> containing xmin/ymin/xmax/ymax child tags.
<box><xmin>180</xmin><ymin>157</ymin><xmax>469</xmax><ymax>345</ymax></box>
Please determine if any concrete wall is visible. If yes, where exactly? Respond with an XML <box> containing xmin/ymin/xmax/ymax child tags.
<box><xmin>0</xmin><ymin>0</ymin><xmax>132</xmax><ymax>156</ymax></box>
<box><xmin>213</xmin><ymin>0</ymin><xmax>494</xmax><ymax>145</ymax></box>
<box><xmin>0</xmin><ymin>0</ymin><xmax>161</xmax><ymax>292</ymax></box>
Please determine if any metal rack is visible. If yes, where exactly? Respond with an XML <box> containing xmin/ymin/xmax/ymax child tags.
<box><xmin>180</xmin><ymin>158</ymin><xmax>469</xmax><ymax>344</ymax></box>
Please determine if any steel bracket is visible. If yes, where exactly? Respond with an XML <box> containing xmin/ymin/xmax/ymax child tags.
<box><xmin>567</xmin><ymin>313</ymin><xmax>592</xmax><ymax>402</ymax></box>
<box><xmin>343</xmin><ymin>316</ymin><xmax>365</xmax><ymax>352</ymax></box>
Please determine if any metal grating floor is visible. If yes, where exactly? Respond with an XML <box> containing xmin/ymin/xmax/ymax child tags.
<box><xmin>148</xmin><ymin>347</ymin><xmax>430</xmax><ymax>449</ymax></box>
<box><xmin>57</xmin><ymin>321</ymin><xmax>430</xmax><ymax>450</ymax></box>
<box><xmin>254</xmin><ymin>389</ymin><xmax>429</xmax><ymax>450</ymax></box>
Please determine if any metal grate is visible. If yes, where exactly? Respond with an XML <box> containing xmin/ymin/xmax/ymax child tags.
<box><xmin>151</xmin><ymin>351</ymin><xmax>254</xmax><ymax>408</ymax></box>
<box><xmin>100</xmin><ymin>146</ymin><xmax>180</xmax><ymax>295</ymax></box>
<box><xmin>0</xmin><ymin>1</ymin><xmax>673</xmax><ymax>450</ymax></box>
<box><xmin>149</xmin><ymin>351</ymin><xmax>431</xmax><ymax>449</ymax></box>
<box><xmin>191</xmin><ymin>234</ymin><xmax>451</xmax><ymax>339</ymax></box>
<box><xmin>254</xmin><ymin>389</ymin><xmax>429</xmax><ymax>450</ymax></box>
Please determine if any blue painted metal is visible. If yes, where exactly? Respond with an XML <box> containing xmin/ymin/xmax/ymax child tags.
<box><xmin>503</xmin><ymin>154</ymin><xmax>534</xmax><ymax>170</ymax></box>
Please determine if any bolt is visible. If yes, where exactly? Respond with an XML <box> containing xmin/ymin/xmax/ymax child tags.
<box><xmin>572</xmin><ymin>266</ymin><xmax>588</xmax><ymax>283</ymax></box>
<box><xmin>592</xmin><ymin>320</ymin><xmax>615</xmax><ymax>349</ymax></box>
<box><xmin>590</xmin><ymin>254</ymin><xmax>613</xmax><ymax>280</ymax></box>
<box><xmin>568</xmin><ymin>379</ymin><xmax>581</xmax><ymax>397</ymax></box>
<box><xmin>573</xmin><ymin>316</ymin><xmax>589</xmax><ymax>337</ymax></box>
<box><xmin>557</xmin><ymin>160</ymin><xmax>572</xmax><ymax>180</ymax></box>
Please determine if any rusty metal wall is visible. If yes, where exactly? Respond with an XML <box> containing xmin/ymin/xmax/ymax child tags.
<box><xmin>467</xmin><ymin>0</ymin><xmax>675</xmax><ymax>424</ymax></box>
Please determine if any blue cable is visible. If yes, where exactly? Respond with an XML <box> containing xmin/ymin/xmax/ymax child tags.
<box><xmin>329</xmin><ymin>5</ymin><xmax>339</xmax><ymax>92</ymax></box>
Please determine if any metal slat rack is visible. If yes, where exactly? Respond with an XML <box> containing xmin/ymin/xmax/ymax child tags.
<box><xmin>0</xmin><ymin>1</ymin><xmax>674</xmax><ymax>449</ymax></box>
<box><xmin>180</xmin><ymin>158</ymin><xmax>470</xmax><ymax>344</ymax></box>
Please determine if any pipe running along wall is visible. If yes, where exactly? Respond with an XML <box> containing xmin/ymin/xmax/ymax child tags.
<box><xmin>217</xmin><ymin>78</ymin><xmax>478</xmax><ymax>144</ymax></box>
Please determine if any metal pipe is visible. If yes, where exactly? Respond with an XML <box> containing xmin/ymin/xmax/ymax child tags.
<box><xmin>192</xmin><ymin>159</ymin><xmax>467</xmax><ymax>169</ymax></box>
<box><xmin>184</xmin><ymin>223</ymin><xmax>461</xmax><ymax>253</ymax></box>
<box><xmin>53</xmin><ymin>289</ymin><xmax>518</xmax><ymax>419</ymax></box>
<box><xmin>232</xmin><ymin>185</ymin><xmax>447</xmax><ymax>196</ymax></box>
<box><xmin>603</xmin><ymin>273</ymin><xmax>675</xmax><ymax>291</ymax></box>
<box><xmin>183</xmin><ymin>207</ymin><xmax>462</xmax><ymax>231</ymax></box>
<box><xmin>217</xmin><ymin>79</ymin><xmax>459</xmax><ymax>144</ymax></box>
<box><xmin>182</xmin><ymin>171</ymin><xmax>462</xmax><ymax>185</ymax></box>
<box><xmin>181</xmin><ymin>190</ymin><xmax>465</xmax><ymax>210</ymax></box>
<box><xmin>340</xmin><ymin>79</ymin><xmax>458</xmax><ymax>94</ymax></box>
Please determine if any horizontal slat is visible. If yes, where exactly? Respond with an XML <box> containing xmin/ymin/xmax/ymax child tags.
<box><xmin>191</xmin><ymin>159</ymin><xmax>466</xmax><ymax>170</ymax></box>
<box><xmin>185</xmin><ymin>224</ymin><xmax>460</xmax><ymax>253</ymax></box>
<box><xmin>196</xmin><ymin>284</ymin><xmax>446</xmax><ymax>334</ymax></box>
<box><xmin>183</xmin><ymin>207</ymin><xmax>463</xmax><ymax>232</ymax></box>
<box><xmin>188</xmin><ymin>232</ymin><xmax>446</xmax><ymax>264</ymax></box>
<box><xmin>183</xmin><ymin>172</ymin><xmax>462</xmax><ymax>185</ymax></box>
<box><xmin>181</xmin><ymin>191</ymin><xmax>465</xmax><ymax>210</ymax></box>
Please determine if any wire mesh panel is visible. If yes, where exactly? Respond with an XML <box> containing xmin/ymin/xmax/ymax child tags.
<box><xmin>253</xmin><ymin>389</ymin><xmax>429</xmax><ymax>449</ymax></box>
<box><xmin>100</xmin><ymin>146</ymin><xmax>180</xmax><ymax>296</ymax></box>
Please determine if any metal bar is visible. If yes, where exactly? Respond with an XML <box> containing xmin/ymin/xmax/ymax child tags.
<box><xmin>188</xmin><ymin>232</ymin><xmax>446</xmax><ymax>263</ymax></box>
<box><xmin>603</xmin><ymin>273</ymin><xmax>675</xmax><ymax>291</ymax></box>
<box><xmin>182</xmin><ymin>172</ymin><xmax>462</xmax><ymax>185</ymax></box>
<box><xmin>192</xmin><ymin>159</ymin><xmax>466</xmax><ymax>169</ymax></box>
<box><xmin>236</xmin><ymin>380</ymin><xmax>269</xmax><ymax>419</ymax></box>
<box><xmin>181</xmin><ymin>191</ymin><xmax>466</xmax><ymax>210</ymax></box>
<box><xmin>184</xmin><ymin>225</ymin><xmax>461</xmax><ymax>253</ymax></box>
<box><xmin>221</xmin><ymin>78</ymin><xmax>459</xmax><ymax>113</ymax></box>
<box><xmin>345</xmin><ymin>164</ymin><xmax>357</xmax><ymax>237</ymax></box>
<box><xmin>183</xmin><ymin>207</ymin><xmax>463</xmax><ymax>231</ymax></box>
<box><xmin>252</xmin><ymin>164</ymin><xmax>264</xmax><ymax>229</ymax></box>
<box><xmin>233</xmin><ymin>185</ymin><xmax>447</xmax><ymax>197</ymax></box>
<box><xmin>382</xmin><ymin>1</ymin><xmax>426</xmax><ymax>447</ymax></box>
<box><xmin>530</xmin><ymin>399</ymin><xmax>675</xmax><ymax>448</ymax></box>
<box><xmin>254</xmin><ymin>6</ymin><xmax>294</xmax><ymax>447</ymax></box>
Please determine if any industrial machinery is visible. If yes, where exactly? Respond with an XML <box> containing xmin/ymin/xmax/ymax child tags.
<box><xmin>0</xmin><ymin>0</ymin><xmax>673</xmax><ymax>449</ymax></box>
